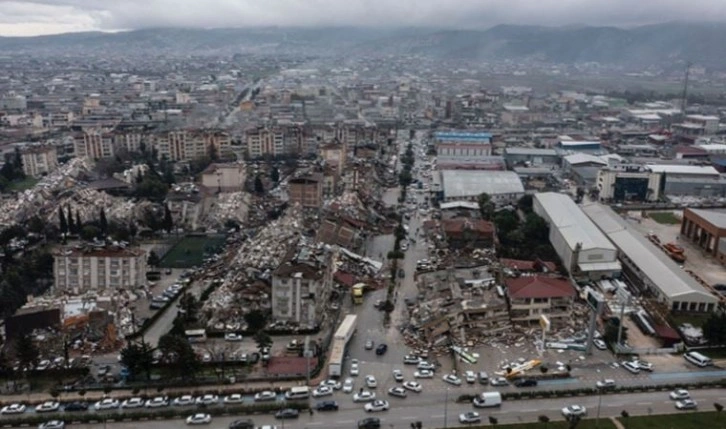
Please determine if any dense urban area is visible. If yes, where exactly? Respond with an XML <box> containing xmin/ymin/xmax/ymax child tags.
<box><xmin>2</xmin><ymin>26</ymin><xmax>726</xmax><ymax>429</ymax></box>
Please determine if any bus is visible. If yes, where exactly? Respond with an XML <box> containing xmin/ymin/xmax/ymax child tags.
<box><xmin>185</xmin><ymin>329</ymin><xmax>207</xmax><ymax>344</ymax></box>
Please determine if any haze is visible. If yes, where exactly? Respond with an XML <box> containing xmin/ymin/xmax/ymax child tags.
<box><xmin>0</xmin><ymin>0</ymin><xmax>725</xmax><ymax>36</ymax></box>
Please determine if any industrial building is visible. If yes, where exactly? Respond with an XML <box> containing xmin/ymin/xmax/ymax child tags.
<box><xmin>433</xmin><ymin>131</ymin><xmax>492</xmax><ymax>158</ymax></box>
<box><xmin>596</xmin><ymin>167</ymin><xmax>663</xmax><ymax>202</ymax></box>
<box><xmin>681</xmin><ymin>208</ymin><xmax>726</xmax><ymax>265</ymax></box>
<box><xmin>504</xmin><ymin>147</ymin><xmax>559</xmax><ymax>168</ymax></box>
<box><xmin>582</xmin><ymin>203</ymin><xmax>718</xmax><ymax>313</ymax></box>
<box><xmin>645</xmin><ymin>164</ymin><xmax>726</xmax><ymax>197</ymax></box>
<box><xmin>436</xmin><ymin>170</ymin><xmax>524</xmax><ymax>203</ymax></box>
<box><xmin>533</xmin><ymin>193</ymin><xmax>621</xmax><ymax>279</ymax></box>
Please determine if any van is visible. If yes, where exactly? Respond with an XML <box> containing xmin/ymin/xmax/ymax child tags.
<box><xmin>684</xmin><ymin>351</ymin><xmax>713</xmax><ymax>367</ymax></box>
<box><xmin>473</xmin><ymin>391</ymin><xmax>502</xmax><ymax>408</ymax></box>
<box><xmin>284</xmin><ymin>386</ymin><xmax>310</xmax><ymax>400</ymax></box>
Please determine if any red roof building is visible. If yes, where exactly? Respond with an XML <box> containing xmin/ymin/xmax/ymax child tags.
<box><xmin>505</xmin><ymin>276</ymin><xmax>576</xmax><ymax>323</ymax></box>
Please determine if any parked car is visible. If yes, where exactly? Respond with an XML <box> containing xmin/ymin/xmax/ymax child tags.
<box><xmin>195</xmin><ymin>394</ymin><xmax>219</xmax><ymax>406</ymax></box>
<box><xmin>442</xmin><ymin>374</ymin><xmax>462</xmax><ymax>386</ymax></box>
<box><xmin>358</xmin><ymin>417</ymin><xmax>381</xmax><ymax>429</ymax></box>
<box><xmin>63</xmin><ymin>402</ymin><xmax>89</xmax><ymax>412</ymax></box>
<box><xmin>596</xmin><ymin>379</ymin><xmax>616</xmax><ymax>390</ymax></box>
<box><xmin>0</xmin><ymin>404</ymin><xmax>26</xmax><ymax>415</ymax></box>
<box><xmin>314</xmin><ymin>401</ymin><xmax>339</xmax><ymax>411</ymax></box>
<box><xmin>403</xmin><ymin>355</ymin><xmax>420</xmax><ymax>365</ymax></box>
<box><xmin>254</xmin><ymin>391</ymin><xmax>277</xmax><ymax>402</ymax></box>
<box><xmin>319</xmin><ymin>379</ymin><xmax>342</xmax><ymax>390</ymax></box>
<box><xmin>145</xmin><ymin>397</ymin><xmax>169</xmax><ymax>408</ymax></box>
<box><xmin>312</xmin><ymin>386</ymin><xmax>334</xmax><ymax>398</ymax></box>
<box><xmin>375</xmin><ymin>344</ymin><xmax>388</xmax><ymax>355</ymax></box>
<box><xmin>350</xmin><ymin>362</ymin><xmax>360</xmax><ymax>376</ymax></box>
<box><xmin>417</xmin><ymin>361</ymin><xmax>435</xmax><ymax>371</ymax></box>
<box><xmin>478</xmin><ymin>371</ymin><xmax>489</xmax><ymax>384</ymax></box>
<box><xmin>353</xmin><ymin>391</ymin><xmax>376</xmax><ymax>402</ymax></box>
<box><xmin>94</xmin><ymin>399</ymin><xmax>120</xmax><ymax>411</ymax></box>
<box><xmin>223</xmin><ymin>394</ymin><xmax>244</xmax><ymax>404</ymax></box>
<box><xmin>592</xmin><ymin>339</ymin><xmax>607</xmax><ymax>350</ymax></box>
<box><xmin>364</xmin><ymin>340</ymin><xmax>375</xmax><ymax>350</ymax></box>
<box><xmin>343</xmin><ymin>378</ymin><xmax>354</xmax><ymax>393</ymax></box>
<box><xmin>562</xmin><ymin>405</ymin><xmax>587</xmax><ymax>417</ymax></box>
<box><xmin>38</xmin><ymin>421</ymin><xmax>64</xmax><ymax>429</ymax></box>
<box><xmin>121</xmin><ymin>397</ymin><xmax>145</xmax><ymax>409</ymax></box>
<box><xmin>35</xmin><ymin>401</ymin><xmax>60</xmax><ymax>413</ymax></box>
<box><xmin>403</xmin><ymin>381</ymin><xmax>422</xmax><ymax>392</ymax></box>
<box><xmin>414</xmin><ymin>369</ymin><xmax>434</xmax><ymax>379</ymax></box>
<box><xmin>464</xmin><ymin>371</ymin><xmax>476</xmax><ymax>384</ymax></box>
<box><xmin>392</xmin><ymin>369</ymin><xmax>404</xmax><ymax>382</ymax></box>
<box><xmin>490</xmin><ymin>377</ymin><xmax>509</xmax><ymax>387</ymax></box>
<box><xmin>228</xmin><ymin>419</ymin><xmax>255</xmax><ymax>429</ymax></box>
<box><xmin>459</xmin><ymin>412</ymin><xmax>481</xmax><ymax>424</ymax></box>
<box><xmin>387</xmin><ymin>387</ymin><xmax>407</xmax><ymax>398</ymax></box>
<box><xmin>514</xmin><ymin>379</ymin><xmax>537</xmax><ymax>388</ymax></box>
<box><xmin>186</xmin><ymin>413</ymin><xmax>212</xmax><ymax>425</ymax></box>
<box><xmin>224</xmin><ymin>333</ymin><xmax>243</xmax><ymax>342</ymax></box>
<box><xmin>622</xmin><ymin>361</ymin><xmax>640</xmax><ymax>374</ymax></box>
<box><xmin>274</xmin><ymin>408</ymin><xmax>299</xmax><ymax>419</ymax></box>
<box><xmin>364</xmin><ymin>400</ymin><xmax>390</xmax><ymax>412</ymax></box>
<box><xmin>173</xmin><ymin>395</ymin><xmax>195</xmax><ymax>406</ymax></box>
<box><xmin>637</xmin><ymin>361</ymin><xmax>654</xmax><ymax>371</ymax></box>
<box><xmin>365</xmin><ymin>375</ymin><xmax>378</xmax><ymax>388</ymax></box>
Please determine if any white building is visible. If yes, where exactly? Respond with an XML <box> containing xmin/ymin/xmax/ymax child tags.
<box><xmin>438</xmin><ymin>170</ymin><xmax>524</xmax><ymax>203</ymax></box>
<box><xmin>200</xmin><ymin>163</ymin><xmax>246</xmax><ymax>191</ymax></box>
<box><xmin>533</xmin><ymin>192</ymin><xmax>621</xmax><ymax>279</ymax></box>
<box><xmin>597</xmin><ymin>167</ymin><xmax>663</xmax><ymax>202</ymax></box>
<box><xmin>21</xmin><ymin>145</ymin><xmax>58</xmax><ymax>177</ymax></box>
<box><xmin>53</xmin><ymin>246</ymin><xmax>147</xmax><ymax>293</ymax></box>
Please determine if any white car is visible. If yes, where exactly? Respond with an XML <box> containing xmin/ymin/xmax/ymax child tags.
<box><xmin>443</xmin><ymin>374</ymin><xmax>462</xmax><ymax>386</ymax></box>
<box><xmin>195</xmin><ymin>394</ymin><xmax>219</xmax><ymax>405</ymax></box>
<box><xmin>319</xmin><ymin>379</ymin><xmax>342</xmax><ymax>390</ymax></box>
<box><xmin>459</xmin><ymin>411</ymin><xmax>481</xmax><ymax>423</ymax></box>
<box><xmin>186</xmin><ymin>413</ymin><xmax>212</xmax><ymax>425</ymax></box>
<box><xmin>365</xmin><ymin>375</ymin><xmax>378</xmax><ymax>388</ymax></box>
<box><xmin>417</xmin><ymin>361</ymin><xmax>435</xmax><ymax>371</ymax></box>
<box><xmin>414</xmin><ymin>369</ymin><xmax>434</xmax><ymax>379</ymax></box>
<box><xmin>312</xmin><ymin>386</ymin><xmax>334</xmax><ymax>398</ymax></box>
<box><xmin>670</xmin><ymin>389</ymin><xmax>690</xmax><ymax>400</ymax></box>
<box><xmin>364</xmin><ymin>400</ymin><xmax>390</xmax><ymax>412</ymax></box>
<box><xmin>596</xmin><ymin>379</ymin><xmax>616</xmax><ymax>389</ymax></box>
<box><xmin>490</xmin><ymin>377</ymin><xmax>509</xmax><ymax>386</ymax></box>
<box><xmin>387</xmin><ymin>387</ymin><xmax>407</xmax><ymax>398</ymax></box>
<box><xmin>121</xmin><ymin>397</ymin><xmax>145</xmax><ymax>409</ymax></box>
<box><xmin>562</xmin><ymin>405</ymin><xmax>587</xmax><ymax>417</ymax></box>
<box><xmin>35</xmin><ymin>401</ymin><xmax>60</xmax><ymax>413</ymax></box>
<box><xmin>343</xmin><ymin>378</ymin><xmax>354</xmax><ymax>393</ymax></box>
<box><xmin>403</xmin><ymin>381</ymin><xmax>422</xmax><ymax>392</ymax></box>
<box><xmin>224</xmin><ymin>333</ymin><xmax>243</xmax><ymax>342</ymax></box>
<box><xmin>621</xmin><ymin>361</ymin><xmax>640</xmax><ymax>374</ymax></box>
<box><xmin>403</xmin><ymin>355</ymin><xmax>421</xmax><ymax>365</ymax></box>
<box><xmin>676</xmin><ymin>399</ymin><xmax>698</xmax><ymax>410</ymax></box>
<box><xmin>593</xmin><ymin>339</ymin><xmax>607</xmax><ymax>350</ymax></box>
<box><xmin>38</xmin><ymin>420</ymin><xmax>65</xmax><ymax>429</ymax></box>
<box><xmin>173</xmin><ymin>395</ymin><xmax>195</xmax><ymax>406</ymax></box>
<box><xmin>145</xmin><ymin>397</ymin><xmax>169</xmax><ymax>408</ymax></box>
<box><xmin>464</xmin><ymin>370</ymin><xmax>476</xmax><ymax>384</ymax></box>
<box><xmin>0</xmin><ymin>404</ymin><xmax>26</xmax><ymax>415</ymax></box>
<box><xmin>353</xmin><ymin>390</ymin><xmax>376</xmax><ymax>402</ymax></box>
<box><xmin>392</xmin><ymin>369</ymin><xmax>404</xmax><ymax>382</ymax></box>
<box><xmin>350</xmin><ymin>363</ymin><xmax>360</xmax><ymax>376</ymax></box>
<box><xmin>94</xmin><ymin>398</ymin><xmax>120</xmax><ymax>411</ymax></box>
<box><xmin>223</xmin><ymin>394</ymin><xmax>244</xmax><ymax>404</ymax></box>
<box><xmin>254</xmin><ymin>391</ymin><xmax>277</xmax><ymax>402</ymax></box>
<box><xmin>637</xmin><ymin>361</ymin><xmax>654</xmax><ymax>371</ymax></box>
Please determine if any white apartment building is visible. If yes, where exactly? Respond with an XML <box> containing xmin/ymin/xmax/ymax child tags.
<box><xmin>53</xmin><ymin>246</ymin><xmax>147</xmax><ymax>293</ymax></box>
<box><xmin>74</xmin><ymin>128</ymin><xmax>114</xmax><ymax>159</ymax></box>
<box><xmin>21</xmin><ymin>145</ymin><xmax>58</xmax><ymax>177</ymax></box>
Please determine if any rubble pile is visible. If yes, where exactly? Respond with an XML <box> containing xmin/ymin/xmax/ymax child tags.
<box><xmin>206</xmin><ymin>191</ymin><xmax>250</xmax><ymax>226</ymax></box>
<box><xmin>230</xmin><ymin>208</ymin><xmax>303</xmax><ymax>270</ymax></box>
<box><xmin>57</xmin><ymin>188</ymin><xmax>140</xmax><ymax>223</ymax></box>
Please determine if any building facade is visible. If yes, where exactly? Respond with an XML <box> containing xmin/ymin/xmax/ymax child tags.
<box><xmin>53</xmin><ymin>246</ymin><xmax>147</xmax><ymax>293</ymax></box>
<box><xmin>681</xmin><ymin>208</ymin><xmax>726</xmax><ymax>264</ymax></box>
<box><xmin>288</xmin><ymin>174</ymin><xmax>323</xmax><ymax>209</ymax></box>
<box><xmin>506</xmin><ymin>276</ymin><xmax>576</xmax><ymax>323</ymax></box>
<box><xmin>74</xmin><ymin>128</ymin><xmax>115</xmax><ymax>159</ymax></box>
<box><xmin>21</xmin><ymin>145</ymin><xmax>58</xmax><ymax>177</ymax></box>
<box><xmin>200</xmin><ymin>163</ymin><xmax>246</xmax><ymax>192</ymax></box>
<box><xmin>596</xmin><ymin>168</ymin><xmax>663</xmax><ymax>202</ymax></box>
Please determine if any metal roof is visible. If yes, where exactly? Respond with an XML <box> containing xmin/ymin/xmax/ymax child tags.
<box><xmin>582</xmin><ymin>203</ymin><xmax>717</xmax><ymax>304</ymax></box>
<box><xmin>646</xmin><ymin>164</ymin><xmax>719</xmax><ymax>176</ymax></box>
<box><xmin>504</xmin><ymin>147</ymin><xmax>558</xmax><ymax>156</ymax></box>
<box><xmin>440</xmin><ymin>170</ymin><xmax>524</xmax><ymax>199</ymax></box>
<box><xmin>687</xmin><ymin>208</ymin><xmax>726</xmax><ymax>228</ymax></box>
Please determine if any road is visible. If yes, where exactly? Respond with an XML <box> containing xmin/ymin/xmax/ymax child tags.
<box><xmin>143</xmin><ymin>275</ymin><xmax>206</xmax><ymax>347</ymax></box>
<box><xmin>63</xmin><ymin>388</ymin><xmax>726</xmax><ymax>429</ymax></box>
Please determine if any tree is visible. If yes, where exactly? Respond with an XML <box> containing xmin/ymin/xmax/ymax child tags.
<box><xmin>178</xmin><ymin>293</ymin><xmax>200</xmax><ymax>324</ymax></box>
<box><xmin>254</xmin><ymin>174</ymin><xmax>264</xmax><ymax>194</ymax></box>
<box><xmin>75</xmin><ymin>210</ymin><xmax>83</xmax><ymax>232</ymax></box>
<box><xmin>80</xmin><ymin>225</ymin><xmax>101</xmax><ymax>242</ymax></box>
<box><xmin>58</xmin><ymin>207</ymin><xmax>68</xmax><ymax>235</ymax></box>
<box><xmin>566</xmin><ymin>414</ymin><xmax>581</xmax><ymax>429</ymax></box>
<box><xmin>99</xmin><ymin>207</ymin><xmax>108</xmax><ymax>236</ymax></box>
<box><xmin>244</xmin><ymin>309</ymin><xmax>268</xmax><ymax>333</ymax></box>
<box><xmin>27</xmin><ymin>216</ymin><xmax>45</xmax><ymax>235</ymax></box>
<box><xmin>494</xmin><ymin>210</ymin><xmax>520</xmax><ymax>238</ymax></box>
<box><xmin>15</xmin><ymin>334</ymin><xmax>39</xmax><ymax>370</ymax></box>
<box><xmin>67</xmin><ymin>206</ymin><xmax>75</xmax><ymax>234</ymax></box>
<box><xmin>715</xmin><ymin>402</ymin><xmax>724</xmax><ymax>415</ymax></box>
<box><xmin>147</xmin><ymin>250</ymin><xmax>160</xmax><ymax>268</ymax></box>
<box><xmin>162</xmin><ymin>204</ymin><xmax>174</xmax><ymax>233</ymax></box>
<box><xmin>157</xmin><ymin>333</ymin><xmax>200</xmax><ymax>380</ymax></box>
<box><xmin>517</xmin><ymin>194</ymin><xmax>533</xmax><ymax>213</ymax></box>
<box><xmin>522</xmin><ymin>213</ymin><xmax>549</xmax><ymax>242</ymax></box>
<box><xmin>603</xmin><ymin>320</ymin><xmax>627</xmax><ymax>346</ymax></box>
<box><xmin>270</xmin><ymin>167</ymin><xmax>280</xmax><ymax>183</ymax></box>
<box><xmin>254</xmin><ymin>331</ymin><xmax>272</xmax><ymax>354</ymax></box>
<box><xmin>538</xmin><ymin>415</ymin><xmax>550</xmax><ymax>429</ymax></box>
<box><xmin>703</xmin><ymin>312</ymin><xmax>726</xmax><ymax>344</ymax></box>
<box><xmin>120</xmin><ymin>341</ymin><xmax>154</xmax><ymax>381</ymax></box>
<box><xmin>488</xmin><ymin>416</ymin><xmax>498</xmax><ymax>426</ymax></box>
<box><xmin>477</xmin><ymin>193</ymin><xmax>495</xmax><ymax>221</ymax></box>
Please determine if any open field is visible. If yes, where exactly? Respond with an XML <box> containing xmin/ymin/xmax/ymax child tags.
<box><xmin>159</xmin><ymin>234</ymin><xmax>226</xmax><ymax>268</ymax></box>
<box><xmin>648</xmin><ymin>212</ymin><xmax>681</xmax><ymax>225</ymax></box>
<box><xmin>8</xmin><ymin>177</ymin><xmax>39</xmax><ymax>191</ymax></box>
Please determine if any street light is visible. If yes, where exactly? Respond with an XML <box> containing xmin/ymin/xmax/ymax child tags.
<box><xmin>444</xmin><ymin>387</ymin><xmax>450</xmax><ymax>429</ymax></box>
<box><xmin>595</xmin><ymin>386</ymin><xmax>603</xmax><ymax>429</ymax></box>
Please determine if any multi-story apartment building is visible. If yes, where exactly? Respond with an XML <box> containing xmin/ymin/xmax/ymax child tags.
<box><xmin>288</xmin><ymin>173</ymin><xmax>323</xmax><ymax>208</ymax></box>
<box><xmin>153</xmin><ymin>130</ymin><xmax>231</xmax><ymax>161</ymax></box>
<box><xmin>74</xmin><ymin>128</ymin><xmax>115</xmax><ymax>159</ymax></box>
<box><xmin>271</xmin><ymin>245</ymin><xmax>333</xmax><ymax>327</ymax></box>
<box><xmin>53</xmin><ymin>246</ymin><xmax>147</xmax><ymax>293</ymax></box>
<box><xmin>21</xmin><ymin>145</ymin><xmax>58</xmax><ymax>177</ymax></box>
<box><xmin>245</xmin><ymin>126</ymin><xmax>286</xmax><ymax>158</ymax></box>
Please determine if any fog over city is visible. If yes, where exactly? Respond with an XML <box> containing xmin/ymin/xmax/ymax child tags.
<box><xmin>1</xmin><ymin>0</ymin><xmax>726</xmax><ymax>36</ymax></box>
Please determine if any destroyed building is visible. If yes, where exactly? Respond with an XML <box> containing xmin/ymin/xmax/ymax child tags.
<box><xmin>53</xmin><ymin>245</ymin><xmax>147</xmax><ymax>293</ymax></box>
<box><xmin>505</xmin><ymin>275</ymin><xmax>576</xmax><ymax>324</ymax></box>
<box><xmin>440</xmin><ymin>218</ymin><xmax>495</xmax><ymax>249</ymax></box>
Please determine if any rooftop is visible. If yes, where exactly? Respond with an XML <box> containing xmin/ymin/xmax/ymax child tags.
<box><xmin>504</xmin><ymin>147</ymin><xmax>558</xmax><ymax>156</ymax></box>
<box><xmin>440</xmin><ymin>170</ymin><xmax>524</xmax><ymax>198</ymax></box>
<box><xmin>686</xmin><ymin>208</ymin><xmax>726</xmax><ymax>229</ymax></box>
<box><xmin>645</xmin><ymin>164</ymin><xmax>719</xmax><ymax>176</ymax></box>
<box><xmin>506</xmin><ymin>276</ymin><xmax>576</xmax><ymax>299</ymax></box>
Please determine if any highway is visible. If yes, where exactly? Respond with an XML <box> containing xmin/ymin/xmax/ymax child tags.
<box><xmin>62</xmin><ymin>388</ymin><xmax>726</xmax><ymax>429</ymax></box>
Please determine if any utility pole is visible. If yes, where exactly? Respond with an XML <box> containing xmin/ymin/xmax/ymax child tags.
<box><xmin>444</xmin><ymin>388</ymin><xmax>450</xmax><ymax>429</ymax></box>
<box><xmin>616</xmin><ymin>295</ymin><xmax>633</xmax><ymax>356</ymax></box>
<box><xmin>681</xmin><ymin>62</ymin><xmax>692</xmax><ymax>114</ymax></box>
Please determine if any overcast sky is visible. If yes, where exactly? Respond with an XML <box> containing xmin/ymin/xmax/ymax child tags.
<box><xmin>1</xmin><ymin>0</ymin><xmax>725</xmax><ymax>36</ymax></box>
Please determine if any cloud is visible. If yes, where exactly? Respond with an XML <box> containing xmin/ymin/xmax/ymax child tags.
<box><xmin>0</xmin><ymin>0</ymin><xmax>725</xmax><ymax>36</ymax></box>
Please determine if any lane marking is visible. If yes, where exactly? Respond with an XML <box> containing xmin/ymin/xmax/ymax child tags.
<box><xmin>635</xmin><ymin>402</ymin><xmax>653</xmax><ymax>405</ymax></box>
<box><xmin>431</xmin><ymin>414</ymin><xmax>445</xmax><ymax>418</ymax></box>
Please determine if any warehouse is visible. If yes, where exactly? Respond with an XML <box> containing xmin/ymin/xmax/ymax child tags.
<box><xmin>437</xmin><ymin>170</ymin><xmax>525</xmax><ymax>203</ymax></box>
<box><xmin>645</xmin><ymin>164</ymin><xmax>726</xmax><ymax>197</ymax></box>
<box><xmin>533</xmin><ymin>192</ymin><xmax>620</xmax><ymax>279</ymax></box>
<box><xmin>681</xmin><ymin>208</ymin><xmax>726</xmax><ymax>265</ymax></box>
<box><xmin>582</xmin><ymin>203</ymin><xmax>718</xmax><ymax>313</ymax></box>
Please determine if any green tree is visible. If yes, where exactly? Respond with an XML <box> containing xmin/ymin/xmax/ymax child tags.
<box><xmin>254</xmin><ymin>331</ymin><xmax>272</xmax><ymax>354</ymax></box>
<box><xmin>120</xmin><ymin>341</ymin><xmax>154</xmax><ymax>381</ymax></box>
<box><xmin>147</xmin><ymin>250</ymin><xmax>160</xmax><ymax>268</ymax></box>
<box><xmin>178</xmin><ymin>293</ymin><xmax>200</xmax><ymax>324</ymax></box>
<box><xmin>270</xmin><ymin>167</ymin><xmax>280</xmax><ymax>183</ymax></box>
<box><xmin>254</xmin><ymin>174</ymin><xmax>264</xmax><ymax>194</ymax></box>
<box><xmin>493</xmin><ymin>210</ymin><xmax>520</xmax><ymax>238</ymax></box>
<box><xmin>517</xmin><ymin>195</ymin><xmax>533</xmax><ymax>213</ymax></box>
<box><xmin>522</xmin><ymin>213</ymin><xmax>549</xmax><ymax>242</ymax></box>
<box><xmin>157</xmin><ymin>334</ymin><xmax>199</xmax><ymax>380</ymax></box>
<box><xmin>703</xmin><ymin>312</ymin><xmax>726</xmax><ymax>344</ymax></box>
<box><xmin>80</xmin><ymin>225</ymin><xmax>101</xmax><ymax>242</ymax></box>
<box><xmin>538</xmin><ymin>415</ymin><xmax>550</xmax><ymax>429</ymax></box>
<box><xmin>244</xmin><ymin>309</ymin><xmax>268</xmax><ymax>333</ymax></box>
<box><xmin>99</xmin><ymin>207</ymin><xmax>108</xmax><ymax>236</ymax></box>
<box><xmin>15</xmin><ymin>334</ymin><xmax>39</xmax><ymax>370</ymax></box>
<box><xmin>58</xmin><ymin>206</ymin><xmax>68</xmax><ymax>235</ymax></box>
<box><xmin>75</xmin><ymin>210</ymin><xmax>83</xmax><ymax>232</ymax></box>
<box><xmin>27</xmin><ymin>216</ymin><xmax>45</xmax><ymax>235</ymax></box>
<box><xmin>67</xmin><ymin>205</ymin><xmax>75</xmax><ymax>234</ymax></box>
<box><xmin>162</xmin><ymin>204</ymin><xmax>174</xmax><ymax>233</ymax></box>
<box><xmin>477</xmin><ymin>193</ymin><xmax>495</xmax><ymax>220</ymax></box>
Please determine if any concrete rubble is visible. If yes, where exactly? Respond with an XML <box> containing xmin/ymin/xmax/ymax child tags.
<box><xmin>205</xmin><ymin>191</ymin><xmax>250</xmax><ymax>227</ymax></box>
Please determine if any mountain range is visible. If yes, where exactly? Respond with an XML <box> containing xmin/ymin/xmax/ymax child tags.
<box><xmin>2</xmin><ymin>22</ymin><xmax>726</xmax><ymax>70</ymax></box>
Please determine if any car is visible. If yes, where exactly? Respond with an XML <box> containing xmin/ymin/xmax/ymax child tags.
<box><xmin>387</xmin><ymin>387</ymin><xmax>407</xmax><ymax>398</ymax></box>
<box><xmin>350</xmin><ymin>363</ymin><xmax>360</xmax><ymax>376</ymax></box>
<box><xmin>514</xmin><ymin>379</ymin><xmax>538</xmax><ymax>388</ymax></box>
<box><xmin>94</xmin><ymin>398</ymin><xmax>120</xmax><ymax>411</ymax></box>
<box><xmin>403</xmin><ymin>381</ymin><xmax>422</xmax><ymax>392</ymax></box>
<box><xmin>403</xmin><ymin>355</ymin><xmax>421</xmax><ymax>365</ymax></box>
<box><xmin>35</xmin><ymin>401</ymin><xmax>60</xmax><ymax>413</ymax></box>
<box><xmin>676</xmin><ymin>399</ymin><xmax>698</xmax><ymax>410</ymax></box>
<box><xmin>319</xmin><ymin>379</ymin><xmax>342</xmax><ymax>390</ymax></box>
<box><xmin>121</xmin><ymin>397</ymin><xmax>145</xmax><ymax>409</ymax></box>
<box><xmin>312</xmin><ymin>386</ymin><xmax>334</xmax><ymax>398</ymax></box>
<box><xmin>464</xmin><ymin>371</ymin><xmax>476</xmax><ymax>384</ymax></box>
<box><xmin>314</xmin><ymin>400</ymin><xmax>339</xmax><ymax>411</ymax></box>
<box><xmin>365</xmin><ymin>340</ymin><xmax>375</xmax><ymax>350</ymax></box>
<box><xmin>392</xmin><ymin>369</ymin><xmax>404</xmax><ymax>382</ymax></box>
<box><xmin>670</xmin><ymin>389</ymin><xmax>690</xmax><ymax>400</ymax></box>
<box><xmin>375</xmin><ymin>344</ymin><xmax>388</xmax><ymax>355</ymax></box>
<box><xmin>186</xmin><ymin>413</ymin><xmax>212</xmax><ymax>425</ymax></box>
<box><xmin>443</xmin><ymin>374</ymin><xmax>462</xmax><ymax>386</ymax></box>
<box><xmin>365</xmin><ymin>375</ymin><xmax>378</xmax><ymax>388</ymax></box>
<box><xmin>459</xmin><ymin>411</ymin><xmax>481</xmax><ymax>424</ymax></box>
<box><xmin>63</xmin><ymin>402</ymin><xmax>88</xmax><ymax>412</ymax></box>
<box><xmin>417</xmin><ymin>361</ymin><xmax>435</xmax><ymax>371</ymax></box>
<box><xmin>490</xmin><ymin>377</ymin><xmax>509</xmax><ymax>387</ymax></box>
<box><xmin>414</xmin><ymin>369</ymin><xmax>434</xmax><ymax>378</ymax></box>
<box><xmin>224</xmin><ymin>333</ymin><xmax>243</xmax><ymax>342</ymax></box>
<box><xmin>195</xmin><ymin>394</ymin><xmax>219</xmax><ymax>405</ymax></box>
<box><xmin>562</xmin><ymin>405</ymin><xmax>587</xmax><ymax>417</ymax></box>
<box><xmin>353</xmin><ymin>391</ymin><xmax>376</xmax><ymax>402</ymax></box>
<box><xmin>343</xmin><ymin>378</ymin><xmax>354</xmax><ymax>393</ymax></box>
<box><xmin>254</xmin><ymin>390</ymin><xmax>277</xmax><ymax>401</ymax></box>
<box><xmin>596</xmin><ymin>379</ymin><xmax>616</xmax><ymax>390</ymax></box>
<box><xmin>227</xmin><ymin>419</ymin><xmax>255</xmax><ymax>429</ymax></box>
<box><xmin>255</xmin><ymin>426</ymin><xmax>278</xmax><ymax>429</ymax></box>
<box><xmin>593</xmin><ymin>339</ymin><xmax>607</xmax><ymax>350</ymax></box>
<box><xmin>145</xmin><ymin>397</ymin><xmax>169</xmax><ymax>408</ymax></box>
<box><xmin>274</xmin><ymin>408</ymin><xmax>299</xmax><ymax>419</ymax></box>
<box><xmin>364</xmin><ymin>400</ymin><xmax>390</xmax><ymax>412</ymax></box>
<box><xmin>0</xmin><ymin>404</ymin><xmax>26</xmax><ymax>415</ymax></box>
<box><xmin>621</xmin><ymin>361</ymin><xmax>640</xmax><ymax>374</ymax></box>
<box><xmin>173</xmin><ymin>395</ymin><xmax>196</xmax><ymax>406</ymax></box>
<box><xmin>38</xmin><ymin>421</ymin><xmax>65</xmax><ymax>429</ymax></box>
<box><xmin>637</xmin><ymin>361</ymin><xmax>654</xmax><ymax>371</ymax></box>
<box><xmin>478</xmin><ymin>371</ymin><xmax>489</xmax><ymax>384</ymax></box>
<box><xmin>358</xmin><ymin>417</ymin><xmax>381</xmax><ymax>429</ymax></box>
<box><xmin>224</xmin><ymin>394</ymin><xmax>244</xmax><ymax>404</ymax></box>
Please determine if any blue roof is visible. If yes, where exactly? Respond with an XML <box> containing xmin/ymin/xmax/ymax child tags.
<box><xmin>434</xmin><ymin>131</ymin><xmax>492</xmax><ymax>142</ymax></box>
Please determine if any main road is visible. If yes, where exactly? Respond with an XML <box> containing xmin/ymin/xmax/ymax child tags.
<box><xmin>66</xmin><ymin>388</ymin><xmax>726</xmax><ymax>429</ymax></box>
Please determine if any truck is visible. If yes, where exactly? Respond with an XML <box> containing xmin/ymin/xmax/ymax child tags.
<box><xmin>472</xmin><ymin>391</ymin><xmax>502</xmax><ymax>408</ymax></box>
<box><xmin>352</xmin><ymin>284</ymin><xmax>365</xmax><ymax>305</ymax></box>
<box><xmin>328</xmin><ymin>315</ymin><xmax>357</xmax><ymax>377</ymax></box>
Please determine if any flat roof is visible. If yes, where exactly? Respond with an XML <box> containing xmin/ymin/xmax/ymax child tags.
<box><xmin>582</xmin><ymin>203</ymin><xmax>717</xmax><ymax>304</ymax></box>
<box><xmin>440</xmin><ymin>170</ymin><xmax>524</xmax><ymax>198</ymax></box>
<box><xmin>564</xmin><ymin>153</ymin><xmax>608</xmax><ymax>165</ymax></box>
<box><xmin>504</xmin><ymin>147</ymin><xmax>558</xmax><ymax>156</ymax></box>
<box><xmin>434</xmin><ymin>131</ymin><xmax>492</xmax><ymax>142</ymax></box>
<box><xmin>646</xmin><ymin>164</ymin><xmax>719</xmax><ymax>176</ymax></box>
<box><xmin>687</xmin><ymin>208</ymin><xmax>726</xmax><ymax>228</ymax></box>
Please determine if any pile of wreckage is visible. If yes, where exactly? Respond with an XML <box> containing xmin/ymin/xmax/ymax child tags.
<box><xmin>204</xmin><ymin>191</ymin><xmax>250</xmax><ymax>227</ymax></box>
<box><xmin>55</xmin><ymin>188</ymin><xmax>141</xmax><ymax>224</ymax></box>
